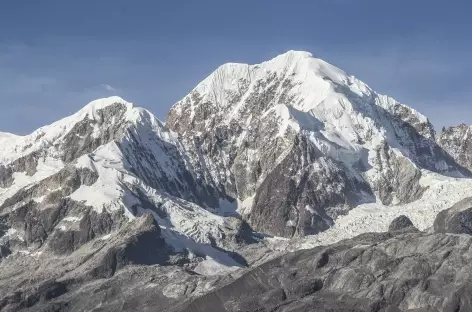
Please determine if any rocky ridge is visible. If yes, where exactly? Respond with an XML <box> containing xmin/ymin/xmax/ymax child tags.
<box><xmin>174</xmin><ymin>208</ymin><xmax>472</xmax><ymax>312</ymax></box>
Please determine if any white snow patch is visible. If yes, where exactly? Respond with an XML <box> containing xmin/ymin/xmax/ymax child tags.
<box><xmin>0</xmin><ymin>157</ymin><xmax>64</xmax><ymax>206</ymax></box>
<box><xmin>5</xmin><ymin>228</ymin><xmax>18</xmax><ymax>236</ymax></box>
<box><xmin>58</xmin><ymin>225</ymin><xmax>67</xmax><ymax>231</ymax></box>
<box><xmin>63</xmin><ymin>216</ymin><xmax>81</xmax><ymax>222</ymax></box>
<box><xmin>100</xmin><ymin>234</ymin><xmax>112</xmax><ymax>241</ymax></box>
<box><xmin>162</xmin><ymin>284</ymin><xmax>187</xmax><ymax>299</ymax></box>
<box><xmin>33</xmin><ymin>195</ymin><xmax>47</xmax><ymax>203</ymax></box>
<box><xmin>237</xmin><ymin>194</ymin><xmax>255</xmax><ymax>215</ymax></box>
<box><xmin>305</xmin><ymin>205</ymin><xmax>316</xmax><ymax>214</ymax></box>
<box><xmin>193</xmin><ymin>257</ymin><xmax>241</xmax><ymax>276</ymax></box>
<box><xmin>70</xmin><ymin>142</ymin><xmax>134</xmax><ymax>215</ymax></box>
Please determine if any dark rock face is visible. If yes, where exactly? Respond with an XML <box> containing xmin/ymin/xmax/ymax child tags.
<box><xmin>0</xmin><ymin>280</ymin><xmax>68</xmax><ymax>312</ymax></box>
<box><xmin>47</xmin><ymin>208</ymin><xmax>116</xmax><ymax>254</ymax></box>
<box><xmin>86</xmin><ymin>214</ymin><xmax>170</xmax><ymax>280</ymax></box>
<box><xmin>388</xmin><ymin>215</ymin><xmax>418</xmax><ymax>233</ymax></box>
<box><xmin>433</xmin><ymin>197</ymin><xmax>472</xmax><ymax>235</ymax></box>
<box><xmin>4</xmin><ymin>199</ymin><xmax>120</xmax><ymax>252</ymax></box>
<box><xmin>9</xmin><ymin>216</ymin><xmax>472</xmax><ymax>312</ymax></box>
<box><xmin>174</xmin><ymin>230</ymin><xmax>472</xmax><ymax>312</ymax></box>
<box><xmin>373</xmin><ymin>141</ymin><xmax>427</xmax><ymax>205</ymax></box>
<box><xmin>219</xmin><ymin>216</ymin><xmax>257</xmax><ymax>247</ymax></box>
<box><xmin>0</xmin><ymin>166</ymin><xmax>99</xmax><ymax>211</ymax></box>
<box><xmin>59</xmin><ymin>103</ymin><xmax>129</xmax><ymax>163</ymax></box>
<box><xmin>0</xmin><ymin>152</ymin><xmax>41</xmax><ymax>188</ymax></box>
<box><xmin>0</xmin><ymin>166</ymin><xmax>102</xmax><ymax>251</ymax></box>
<box><xmin>0</xmin><ymin>245</ymin><xmax>11</xmax><ymax>258</ymax></box>
<box><xmin>118</xmin><ymin>124</ymin><xmax>221</xmax><ymax>210</ymax></box>
<box><xmin>0</xmin><ymin>214</ymin><xmax>176</xmax><ymax>312</ymax></box>
<box><xmin>113</xmin><ymin>215</ymin><xmax>167</xmax><ymax>267</ymax></box>
<box><xmin>249</xmin><ymin>135</ymin><xmax>371</xmax><ymax>237</ymax></box>
<box><xmin>438</xmin><ymin>124</ymin><xmax>472</xmax><ymax>172</ymax></box>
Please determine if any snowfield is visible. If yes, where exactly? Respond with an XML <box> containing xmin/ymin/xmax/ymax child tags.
<box><xmin>280</xmin><ymin>171</ymin><xmax>472</xmax><ymax>251</ymax></box>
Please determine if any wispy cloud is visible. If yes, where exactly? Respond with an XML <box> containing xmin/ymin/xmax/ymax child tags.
<box><xmin>101</xmin><ymin>83</ymin><xmax>118</xmax><ymax>92</ymax></box>
<box><xmin>1</xmin><ymin>35</ymin><xmax>471</xmax><ymax>135</ymax></box>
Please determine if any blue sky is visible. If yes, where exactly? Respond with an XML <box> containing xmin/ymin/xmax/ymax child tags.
<box><xmin>1</xmin><ymin>0</ymin><xmax>471</xmax><ymax>134</ymax></box>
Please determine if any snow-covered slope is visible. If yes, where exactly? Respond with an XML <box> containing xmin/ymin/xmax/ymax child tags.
<box><xmin>4</xmin><ymin>51</ymin><xmax>472</xmax><ymax>312</ymax></box>
<box><xmin>0</xmin><ymin>96</ymin><xmax>250</xmax><ymax>272</ymax></box>
<box><xmin>2</xmin><ymin>51</ymin><xmax>472</xmax><ymax>273</ymax></box>
<box><xmin>167</xmin><ymin>50</ymin><xmax>468</xmax><ymax>237</ymax></box>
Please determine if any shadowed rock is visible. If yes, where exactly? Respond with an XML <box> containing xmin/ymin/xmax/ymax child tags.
<box><xmin>173</xmin><ymin>230</ymin><xmax>472</xmax><ymax>312</ymax></box>
<box><xmin>388</xmin><ymin>215</ymin><xmax>418</xmax><ymax>233</ymax></box>
<box><xmin>47</xmin><ymin>208</ymin><xmax>115</xmax><ymax>254</ymax></box>
<box><xmin>86</xmin><ymin>213</ymin><xmax>170</xmax><ymax>280</ymax></box>
<box><xmin>434</xmin><ymin>197</ymin><xmax>472</xmax><ymax>235</ymax></box>
<box><xmin>0</xmin><ymin>280</ymin><xmax>68</xmax><ymax>311</ymax></box>
<box><xmin>0</xmin><ymin>214</ymin><xmax>174</xmax><ymax>312</ymax></box>
<box><xmin>438</xmin><ymin>123</ymin><xmax>472</xmax><ymax>172</ymax></box>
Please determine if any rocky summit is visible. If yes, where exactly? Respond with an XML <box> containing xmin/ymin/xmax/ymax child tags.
<box><xmin>2</xmin><ymin>51</ymin><xmax>472</xmax><ymax>312</ymax></box>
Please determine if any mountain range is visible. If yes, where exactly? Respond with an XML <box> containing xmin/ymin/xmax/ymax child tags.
<box><xmin>1</xmin><ymin>51</ymin><xmax>472</xmax><ymax>312</ymax></box>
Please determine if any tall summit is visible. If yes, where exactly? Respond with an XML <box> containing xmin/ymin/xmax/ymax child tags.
<box><xmin>167</xmin><ymin>50</ymin><xmax>467</xmax><ymax>237</ymax></box>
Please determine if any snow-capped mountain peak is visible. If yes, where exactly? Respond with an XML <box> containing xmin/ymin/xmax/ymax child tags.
<box><xmin>0</xmin><ymin>51</ymin><xmax>469</xmax><ymax>262</ymax></box>
<box><xmin>0</xmin><ymin>97</ymin><xmax>135</xmax><ymax>163</ymax></box>
<box><xmin>74</xmin><ymin>96</ymin><xmax>133</xmax><ymax>118</ymax></box>
<box><xmin>169</xmin><ymin>50</ymin><xmax>432</xmax><ymax>145</ymax></box>
<box><xmin>4</xmin><ymin>51</ymin><xmax>472</xmax><ymax>312</ymax></box>
<box><xmin>167</xmin><ymin>50</ymin><xmax>468</xmax><ymax>237</ymax></box>
<box><xmin>0</xmin><ymin>95</ymin><xmax>251</xmax><ymax>278</ymax></box>
<box><xmin>0</xmin><ymin>96</ymin><xmax>179</xmax><ymax>170</ymax></box>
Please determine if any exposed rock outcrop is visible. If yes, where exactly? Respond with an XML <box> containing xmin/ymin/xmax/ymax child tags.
<box><xmin>388</xmin><ymin>215</ymin><xmax>418</xmax><ymax>233</ymax></box>
<box><xmin>434</xmin><ymin>197</ymin><xmax>472</xmax><ymax>235</ymax></box>
<box><xmin>439</xmin><ymin>124</ymin><xmax>472</xmax><ymax>172</ymax></box>
<box><xmin>175</xmin><ymin>230</ymin><xmax>472</xmax><ymax>312</ymax></box>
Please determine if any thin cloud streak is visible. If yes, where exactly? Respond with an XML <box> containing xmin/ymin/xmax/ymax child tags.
<box><xmin>101</xmin><ymin>84</ymin><xmax>118</xmax><ymax>92</ymax></box>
